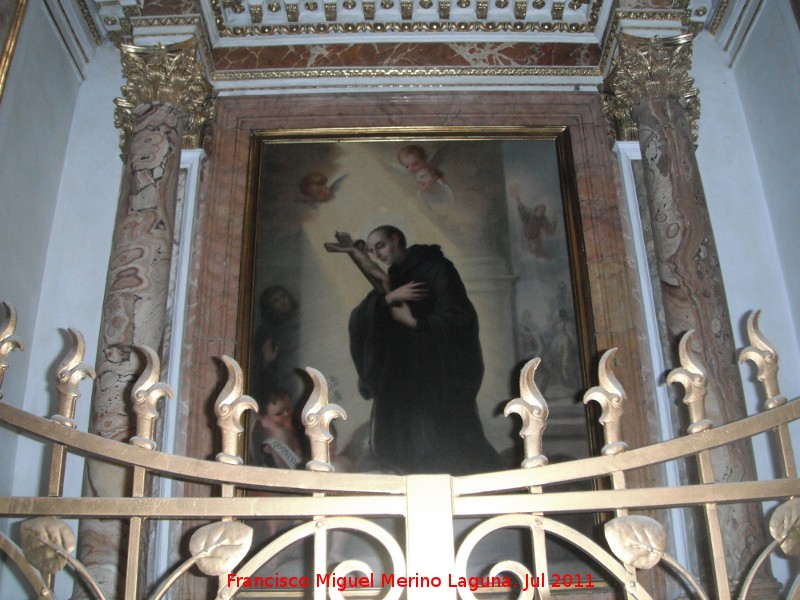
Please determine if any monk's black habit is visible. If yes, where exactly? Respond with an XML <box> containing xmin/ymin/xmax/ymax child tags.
<box><xmin>349</xmin><ymin>244</ymin><xmax>501</xmax><ymax>475</ymax></box>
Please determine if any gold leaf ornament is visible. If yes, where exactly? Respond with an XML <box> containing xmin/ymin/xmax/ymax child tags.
<box><xmin>769</xmin><ymin>498</ymin><xmax>800</xmax><ymax>556</ymax></box>
<box><xmin>20</xmin><ymin>517</ymin><xmax>76</xmax><ymax>575</ymax></box>
<box><xmin>189</xmin><ymin>521</ymin><xmax>254</xmax><ymax>575</ymax></box>
<box><xmin>604</xmin><ymin>515</ymin><xmax>666</xmax><ymax>569</ymax></box>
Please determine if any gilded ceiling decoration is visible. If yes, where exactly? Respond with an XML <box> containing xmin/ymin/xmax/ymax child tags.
<box><xmin>68</xmin><ymin>0</ymin><xmax>724</xmax><ymax>88</ymax></box>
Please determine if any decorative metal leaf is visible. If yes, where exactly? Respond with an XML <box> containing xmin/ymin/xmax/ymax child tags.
<box><xmin>20</xmin><ymin>517</ymin><xmax>76</xmax><ymax>575</ymax></box>
<box><xmin>604</xmin><ymin>515</ymin><xmax>666</xmax><ymax>570</ymax></box>
<box><xmin>770</xmin><ymin>498</ymin><xmax>800</xmax><ymax>556</ymax></box>
<box><xmin>189</xmin><ymin>521</ymin><xmax>253</xmax><ymax>576</ymax></box>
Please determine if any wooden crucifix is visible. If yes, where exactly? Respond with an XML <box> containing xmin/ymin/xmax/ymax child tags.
<box><xmin>324</xmin><ymin>231</ymin><xmax>391</xmax><ymax>294</ymax></box>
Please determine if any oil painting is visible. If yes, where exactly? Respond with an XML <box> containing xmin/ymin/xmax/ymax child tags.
<box><xmin>240</xmin><ymin>128</ymin><xmax>595</xmax><ymax>476</ymax></box>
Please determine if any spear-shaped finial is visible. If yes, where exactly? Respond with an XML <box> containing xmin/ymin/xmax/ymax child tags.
<box><xmin>129</xmin><ymin>346</ymin><xmax>174</xmax><ymax>450</ymax></box>
<box><xmin>302</xmin><ymin>367</ymin><xmax>347</xmax><ymax>472</ymax></box>
<box><xmin>583</xmin><ymin>348</ymin><xmax>628</xmax><ymax>456</ymax></box>
<box><xmin>52</xmin><ymin>329</ymin><xmax>96</xmax><ymax>428</ymax></box>
<box><xmin>739</xmin><ymin>310</ymin><xmax>786</xmax><ymax>409</ymax></box>
<box><xmin>504</xmin><ymin>358</ymin><xmax>549</xmax><ymax>468</ymax></box>
<box><xmin>0</xmin><ymin>301</ymin><xmax>24</xmax><ymax>389</ymax></box>
<box><xmin>667</xmin><ymin>330</ymin><xmax>712</xmax><ymax>434</ymax></box>
<box><xmin>214</xmin><ymin>356</ymin><xmax>258</xmax><ymax>465</ymax></box>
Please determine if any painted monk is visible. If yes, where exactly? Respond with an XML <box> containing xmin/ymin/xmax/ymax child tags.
<box><xmin>348</xmin><ymin>225</ymin><xmax>501</xmax><ymax>475</ymax></box>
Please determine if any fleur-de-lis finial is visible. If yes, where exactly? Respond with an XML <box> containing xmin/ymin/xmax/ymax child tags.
<box><xmin>583</xmin><ymin>348</ymin><xmax>628</xmax><ymax>456</ymax></box>
<box><xmin>302</xmin><ymin>367</ymin><xmax>347</xmax><ymax>472</ymax></box>
<box><xmin>739</xmin><ymin>310</ymin><xmax>786</xmax><ymax>409</ymax></box>
<box><xmin>0</xmin><ymin>301</ymin><xmax>24</xmax><ymax>389</ymax></box>
<box><xmin>214</xmin><ymin>356</ymin><xmax>257</xmax><ymax>465</ymax></box>
<box><xmin>504</xmin><ymin>358</ymin><xmax>549</xmax><ymax>468</ymax></box>
<box><xmin>667</xmin><ymin>330</ymin><xmax>712</xmax><ymax>434</ymax></box>
<box><xmin>52</xmin><ymin>329</ymin><xmax>96</xmax><ymax>428</ymax></box>
<box><xmin>130</xmin><ymin>346</ymin><xmax>174</xmax><ymax>450</ymax></box>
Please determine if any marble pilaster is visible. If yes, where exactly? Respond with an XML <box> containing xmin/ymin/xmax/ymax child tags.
<box><xmin>75</xmin><ymin>40</ymin><xmax>213</xmax><ymax>599</ymax></box>
<box><xmin>602</xmin><ymin>33</ymin><xmax>777</xmax><ymax>597</ymax></box>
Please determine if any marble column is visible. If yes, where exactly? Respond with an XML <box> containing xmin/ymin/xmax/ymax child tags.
<box><xmin>601</xmin><ymin>33</ymin><xmax>776</xmax><ymax>597</ymax></box>
<box><xmin>75</xmin><ymin>39</ymin><xmax>213</xmax><ymax>599</ymax></box>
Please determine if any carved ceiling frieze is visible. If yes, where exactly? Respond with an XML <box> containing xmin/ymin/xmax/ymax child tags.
<box><xmin>70</xmin><ymin>0</ymin><xmax>725</xmax><ymax>89</ymax></box>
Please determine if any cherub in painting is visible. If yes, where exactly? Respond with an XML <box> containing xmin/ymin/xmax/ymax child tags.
<box><xmin>296</xmin><ymin>171</ymin><xmax>348</xmax><ymax>207</ymax></box>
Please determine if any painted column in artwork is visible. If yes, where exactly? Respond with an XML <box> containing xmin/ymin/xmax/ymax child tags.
<box><xmin>601</xmin><ymin>33</ymin><xmax>777</xmax><ymax>597</ymax></box>
<box><xmin>74</xmin><ymin>39</ymin><xmax>214</xmax><ymax>599</ymax></box>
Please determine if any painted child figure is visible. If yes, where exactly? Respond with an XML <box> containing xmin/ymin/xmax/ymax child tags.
<box><xmin>256</xmin><ymin>389</ymin><xmax>304</xmax><ymax>470</ymax></box>
<box><xmin>296</xmin><ymin>171</ymin><xmax>348</xmax><ymax>206</ymax></box>
<box><xmin>397</xmin><ymin>144</ymin><xmax>428</xmax><ymax>175</ymax></box>
<box><xmin>414</xmin><ymin>162</ymin><xmax>454</xmax><ymax>210</ymax></box>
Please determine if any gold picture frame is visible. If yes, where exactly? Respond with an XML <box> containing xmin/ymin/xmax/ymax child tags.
<box><xmin>0</xmin><ymin>0</ymin><xmax>29</xmax><ymax>106</ymax></box>
<box><xmin>237</xmin><ymin>126</ymin><xmax>600</xmax><ymax>475</ymax></box>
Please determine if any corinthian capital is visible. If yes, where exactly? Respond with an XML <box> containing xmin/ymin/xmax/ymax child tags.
<box><xmin>599</xmin><ymin>33</ymin><xmax>700</xmax><ymax>141</ymax></box>
<box><xmin>113</xmin><ymin>38</ymin><xmax>215</xmax><ymax>150</ymax></box>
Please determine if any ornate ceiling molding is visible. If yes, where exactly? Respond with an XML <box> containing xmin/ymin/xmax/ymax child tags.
<box><xmin>61</xmin><ymin>0</ymin><xmax>725</xmax><ymax>90</ymax></box>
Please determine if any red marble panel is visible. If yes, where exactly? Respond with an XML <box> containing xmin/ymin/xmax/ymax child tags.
<box><xmin>619</xmin><ymin>0</ymin><xmax>673</xmax><ymax>7</ymax></box>
<box><xmin>185</xmin><ymin>92</ymin><xmax>648</xmax><ymax>455</ymax></box>
<box><xmin>211</xmin><ymin>41</ymin><xmax>602</xmax><ymax>70</ymax></box>
<box><xmin>177</xmin><ymin>89</ymin><xmax>661</xmax><ymax>598</ymax></box>
<box><xmin>141</xmin><ymin>0</ymin><xmax>199</xmax><ymax>16</ymax></box>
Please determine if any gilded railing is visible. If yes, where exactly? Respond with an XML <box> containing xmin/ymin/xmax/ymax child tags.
<box><xmin>0</xmin><ymin>301</ymin><xmax>799</xmax><ymax>599</ymax></box>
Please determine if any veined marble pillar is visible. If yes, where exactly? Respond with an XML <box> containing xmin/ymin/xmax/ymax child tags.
<box><xmin>601</xmin><ymin>34</ymin><xmax>776</xmax><ymax>597</ymax></box>
<box><xmin>75</xmin><ymin>40</ymin><xmax>213</xmax><ymax>599</ymax></box>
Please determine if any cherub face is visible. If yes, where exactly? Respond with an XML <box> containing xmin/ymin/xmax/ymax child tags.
<box><xmin>262</xmin><ymin>396</ymin><xmax>293</xmax><ymax>430</ymax></box>
<box><xmin>305</xmin><ymin>183</ymin><xmax>330</xmax><ymax>202</ymax></box>
<box><xmin>415</xmin><ymin>168</ymin><xmax>436</xmax><ymax>192</ymax></box>
<box><xmin>399</xmin><ymin>153</ymin><xmax>426</xmax><ymax>174</ymax></box>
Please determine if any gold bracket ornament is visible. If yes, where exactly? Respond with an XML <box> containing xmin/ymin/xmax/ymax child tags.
<box><xmin>113</xmin><ymin>38</ymin><xmax>215</xmax><ymax>152</ymax></box>
<box><xmin>20</xmin><ymin>517</ymin><xmax>108</xmax><ymax>599</ymax></box>
<box><xmin>214</xmin><ymin>356</ymin><xmax>258</xmax><ymax>466</ymax></box>
<box><xmin>739</xmin><ymin>309</ymin><xmax>786</xmax><ymax>409</ymax></box>
<box><xmin>302</xmin><ymin>367</ymin><xmax>347</xmax><ymax>472</ymax></box>
<box><xmin>667</xmin><ymin>329</ymin><xmax>712</xmax><ymax>434</ymax></box>
<box><xmin>583</xmin><ymin>348</ymin><xmax>628</xmax><ymax>456</ymax></box>
<box><xmin>605</xmin><ymin>515</ymin><xmax>666</xmax><ymax>570</ymax></box>
<box><xmin>599</xmin><ymin>33</ymin><xmax>701</xmax><ymax>142</ymax></box>
<box><xmin>52</xmin><ymin>329</ymin><xmax>96</xmax><ymax>429</ymax></box>
<box><xmin>738</xmin><ymin>498</ymin><xmax>800</xmax><ymax>600</ymax></box>
<box><xmin>0</xmin><ymin>301</ymin><xmax>24</xmax><ymax>389</ymax></box>
<box><xmin>504</xmin><ymin>358</ymin><xmax>549</xmax><ymax>469</ymax></box>
<box><xmin>154</xmin><ymin>521</ymin><xmax>254</xmax><ymax>600</ymax></box>
<box><xmin>605</xmin><ymin>515</ymin><xmax>709</xmax><ymax>599</ymax></box>
<box><xmin>130</xmin><ymin>345</ymin><xmax>174</xmax><ymax>450</ymax></box>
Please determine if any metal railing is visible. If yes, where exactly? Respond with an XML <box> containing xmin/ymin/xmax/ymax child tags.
<box><xmin>0</xmin><ymin>301</ymin><xmax>798</xmax><ymax>599</ymax></box>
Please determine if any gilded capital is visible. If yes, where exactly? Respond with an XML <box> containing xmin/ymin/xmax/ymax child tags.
<box><xmin>113</xmin><ymin>38</ymin><xmax>215</xmax><ymax>151</ymax></box>
<box><xmin>599</xmin><ymin>33</ymin><xmax>700</xmax><ymax>141</ymax></box>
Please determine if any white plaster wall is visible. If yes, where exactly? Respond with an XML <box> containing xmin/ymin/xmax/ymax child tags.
<box><xmin>0</xmin><ymin>0</ymin><xmax>81</xmax><ymax>481</ymax></box>
<box><xmin>732</xmin><ymin>0</ymin><xmax>800</xmax><ymax>354</ymax></box>
<box><xmin>0</xmin><ymin>36</ymin><xmax>122</xmax><ymax>599</ymax></box>
<box><xmin>0</xmin><ymin>1</ymin><xmax>82</xmax><ymax>594</ymax></box>
<box><xmin>693</xmin><ymin>27</ymin><xmax>800</xmax><ymax>587</ymax></box>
